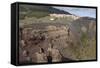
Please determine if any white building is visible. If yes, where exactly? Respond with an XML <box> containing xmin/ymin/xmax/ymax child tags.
<box><xmin>49</xmin><ymin>13</ymin><xmax>79</xmax><ymax>20</ymax></box>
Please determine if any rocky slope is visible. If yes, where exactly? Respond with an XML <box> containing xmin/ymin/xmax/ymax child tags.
<box><xmin>19</xmin><ymin>5</ymin><xmax>96</xmax><ymax>63</ymax></box>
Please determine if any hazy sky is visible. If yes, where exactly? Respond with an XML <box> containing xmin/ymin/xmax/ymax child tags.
<box><xmin>54</xmin><ymin>6</ymin><xmax>96</xmax><ymax>18</ymax></box>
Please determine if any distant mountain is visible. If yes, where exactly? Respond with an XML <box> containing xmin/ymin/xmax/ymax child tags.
<box><xmin>19</xmin><ymin>5</ymin><xmax>71</xmax><ymax>19</ymax></box>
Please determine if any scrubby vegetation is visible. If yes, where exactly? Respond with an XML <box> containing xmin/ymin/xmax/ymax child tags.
<box><xmin>19</xmin><ymin>5</ymin><xmax>71</xmax><ymax>19</ymax></box>
<box><xmin>19</xmin><ymin>5</ymin><xmax>96</xmax><ymax>63</ymax></box>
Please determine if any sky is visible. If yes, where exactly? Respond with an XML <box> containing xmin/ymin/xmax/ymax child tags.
<box><xmin>54</xmin><ymin>6</ymin><xmax>96</xmax><ymax>18</ymax></box>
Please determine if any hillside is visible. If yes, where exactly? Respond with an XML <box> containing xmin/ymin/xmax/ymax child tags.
<box><xmin>70</xmin><ymin>17</ymin><xmax>96</xmax><ymax>38</ymax></box>
<box><xmin>19</xmin><ymin>5</ymin><xmax>71</xmax><ymax>19</ymax></box>
<box><xmin>19</xmin><ymin>5</ymin><xmax>96</xmax><ymax>63</ymax></box>
<box><xmin>67</xmin><ymin>17</ymin><xmax>96</xmax><ymax>60</ymax></box>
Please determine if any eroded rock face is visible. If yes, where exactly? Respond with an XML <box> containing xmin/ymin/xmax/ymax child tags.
<box><xmin>19</xmin><ymin>25</ymin><xmax>76</xmax><ymax>63</ymax></box>
<box><xmin>19</xmin><ymin>16</ymin><xmax>96</xmax><ymax>63</ymax></box>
